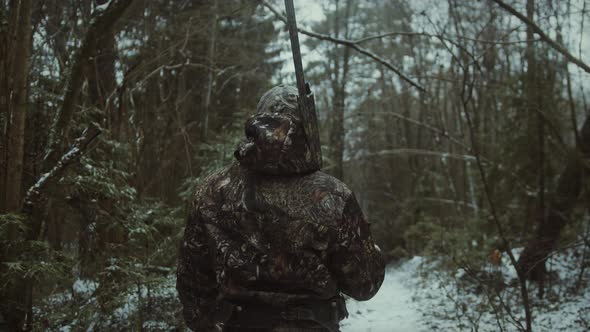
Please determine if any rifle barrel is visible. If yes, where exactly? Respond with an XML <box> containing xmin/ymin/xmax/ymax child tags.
<box><xmin>284</xmin><ymin>0</ymin><xmax>306</xmax><ymax>97</ymax></box>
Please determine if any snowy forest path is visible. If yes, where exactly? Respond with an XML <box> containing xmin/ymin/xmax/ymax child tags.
<box><xmin>341</xmin><ymin>263</ymin><xmax>425</xmax><ymax>332</ymax></box>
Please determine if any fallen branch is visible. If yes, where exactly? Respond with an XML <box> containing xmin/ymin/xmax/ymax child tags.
<box><xmin>262</xmin><ymin>1</ymin><xmax>425</xmax><ymax>92</ymax></box>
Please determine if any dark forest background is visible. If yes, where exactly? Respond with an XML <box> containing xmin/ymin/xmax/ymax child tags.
<box><xmin>0</xmin><ymin>0</ymin><xmax>589</xmax><ymax>331</ymax></box>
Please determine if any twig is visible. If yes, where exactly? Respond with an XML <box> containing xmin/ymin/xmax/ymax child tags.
<box><xmin>346</xmin><ymin>111</ymin><xmax>470</xmax><ymax>150</ymax></box>
<box><xmin>460</xmin><ymin>64</ymin><xmax>533</xmax><ymax>332</ymax></box>
<box><xmin>444</xmin><ymin>6</ymin><xmax>533</xmax><ymax>323</ymax></box>
<box><xmin>457</xmin><ymin>259</ymin><xmax>521</xmax><ymax>332</ymax></box>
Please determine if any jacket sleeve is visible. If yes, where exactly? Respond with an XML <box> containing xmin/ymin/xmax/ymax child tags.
<box><xmin>328</xmin><ymin>194</ymin><xmax>385</xmax><ymax>301</ymax></box>
<box><xmin>176</xmin><ymin>207</ymin><xmax>220</xmax><ymax>331</ymax></box>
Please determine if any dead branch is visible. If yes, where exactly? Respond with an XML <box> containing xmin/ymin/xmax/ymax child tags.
<box><xmin>353</xmin><ymin>31</ymin><xmax>539</xmax><ymax>45</ymax></box>
<box><xmin>346</xmin><ymin>111</ymin><xmax>470</xmax><ymax>151</ymax></box>
<box><xmin>345</xmin><ymin>148</ymin><xmax>477</xmax><ymax>162</ymax></box>
<box><xmin>492</xmin><ymin>0</ymin><xmax>590</xmax><ymax>73</ymax></box>
<box><xmin>262</xmin><ymin>1</ymin><xmax>425</xmax><ymax>92</ymax></box>
<box><xmin>23</xmin><ymin>126</ymin><xmax>101</xmax><ymax>239</ymax></box>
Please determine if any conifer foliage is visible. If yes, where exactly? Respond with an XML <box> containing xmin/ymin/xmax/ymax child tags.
<box><xmin>1</xmin><ymin>0</ymin><xmax>278</xmax><ymax>330</ymax></box>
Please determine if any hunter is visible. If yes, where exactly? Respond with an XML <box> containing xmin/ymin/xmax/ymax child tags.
<box><xmin>177</xmin><ymin>85</ymin><xmax>385</xmax><ymax>331</ymax></box>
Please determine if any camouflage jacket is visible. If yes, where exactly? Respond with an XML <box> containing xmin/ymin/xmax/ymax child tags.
<box><xmin>177</xmin><ymin>85</ymin><xmax>385</xmax><ymax>331</ymax></box>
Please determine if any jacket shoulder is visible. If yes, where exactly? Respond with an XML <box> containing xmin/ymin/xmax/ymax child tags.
<box><xmin>189</xmin><ymin>163</ymin><xmax>241</xmax><ymax>211</ymax></box>
<box><xmin>293</xmin><ymin>171</ymin><xmax>356</xmax><ymax>224</ymax></box>
<box><xmin>306</xmin><ymin>171</ymin><xmax>353</xmax><ymax>200</ymax></box>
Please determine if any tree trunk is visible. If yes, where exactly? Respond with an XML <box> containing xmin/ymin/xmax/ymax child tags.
<box><xmin>328</xmin><ymin>0</ymin><xmax>352</xmax><ymax>180</ymax></box>
<box><xmin>203</xmin><ymin>0</ymin><xmax>218</xmax><ymax>138</ymax></box>
<box><xmin>1</xmin><ymin>0</ymin><xmax>32</xmax><ymax>214</ymax></box>
<box><xmin>0</xmin><ymin>2</ymin><xmax>135</xmax><ymax>329</ymax></box>
<box><xmin>517</xmin><ymin>114</ymin><xmax>590</xmax><ymax>281</ymax></box>
<box><xmin>0</xmin><ymin>4</ymin><xmax>7</xmax><ymax>213</ymax></box>
<box><xmin>70</xmin><ymin>14</ymin><xmax>118</xmax><ymax>276</ymax></box>
<box><xmin>0</xmin><ymin>6</ymin><xmax>32</xmax><ymax>326</ymax></box>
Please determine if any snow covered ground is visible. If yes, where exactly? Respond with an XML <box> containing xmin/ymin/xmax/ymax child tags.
<box><xmin>340</xmin><ymin>251</ymin><xmax>590</xmax><ymax>332</ymax></box>
<box><xmin>42</xmin><ymin>249</ymin><xmax>589</xmax><ymax>331</ymax></box>
<box><xmin>342</xmin><ymin>259</ymin><xmax>425</xmax><ymax>332</ymax></box>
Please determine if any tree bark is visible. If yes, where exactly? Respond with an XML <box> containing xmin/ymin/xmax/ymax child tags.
<box><xmin>1</xmin><ymin>0</ymin><xmax>32</xmax><ymax>214</ymax></box>
<box><xmin>203</xmin><ymin>0</ymin><xmax>218</xmax><ymax>138</ymax></box>
<box><xmin>0</xmin><ymin>4</ymin><xmax>7</xmax><ymax>212</ymax></box>
<box><xmin>522</xmin><ymin>3</ymin><xmax>549</xmax><ymax>273</ymax></box>
<box><xmin>328</xmin><ymin>0</ymin><xmax>352</xmax><ymax>180</ymax></box>
<box><xmin>78</xmin><ymin>0</ymin><xmax>119</xmax><ymax>267</ymax></box>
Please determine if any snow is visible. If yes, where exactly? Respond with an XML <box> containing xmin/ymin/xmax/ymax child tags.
<box><xmin>93</xmin><ymin>0</ymin><xmax>112</xmax><ymax>13</ymax></box>
<box><xmin>36</xmin><ymin>248</ymin><xmax>589</xmax><ymax>331</ymax></box>
<box><xmin>342</xmin><ymin>249</ymin><xmax>590</xmax><ymax>332</ymax></box>
<box><xmin>73</xmin><ymin>279</ymin><xmax>99</xmax><ymax>297</ymax></box>
<box><xmin>342</xmin><ymin>257</ymin><xmax>425</xmax><ymax>332</ymax></box>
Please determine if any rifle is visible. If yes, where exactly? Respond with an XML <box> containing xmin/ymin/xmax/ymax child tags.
<box><xmin>284</xmin><ymin>0</ymin><xmax>322</xmax><ymax>170</ymax></box>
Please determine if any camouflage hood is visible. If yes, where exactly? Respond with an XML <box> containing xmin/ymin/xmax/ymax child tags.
<box><xmin>234</xmin><ymin>85</ymin><xmax>319</xmax><ymax>175</ymax></box>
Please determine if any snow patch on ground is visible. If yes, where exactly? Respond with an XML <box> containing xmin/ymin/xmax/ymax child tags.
<box><xmin>72</xmin><ymin>279</ymin><xmax>99</xmax><ymax>297</ymax></box>
<box><xmin>38</xmin><ymin>249</ymin><xmax>589</xmax><ymax>331</ymax></box>
<box><xmin>342</xmin><ymin>257</ymin><xmax>425</xmax><ymax>332</ymax></box>
<box><xmin>341</xmin><ymin>249</ymin><xmax>589</xmax><ymax>332</ymax></box>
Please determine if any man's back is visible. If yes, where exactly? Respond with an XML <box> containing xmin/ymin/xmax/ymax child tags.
<box><xmin>177</xmin><ymin>85</ymin><xmax>384</xmax><ymax>331</ymax></box>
